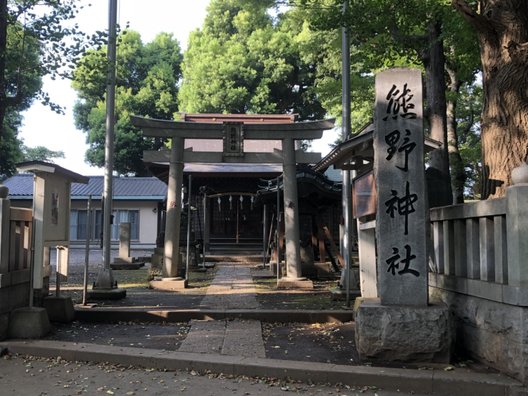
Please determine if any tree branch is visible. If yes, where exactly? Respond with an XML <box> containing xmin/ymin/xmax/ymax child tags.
<box><xmin>451</xmin><ymin>0</ymin><xmax>494</xmax><ymax>34</ymax></box>
<box><xmin>388</xmin><ymin>22</ymin><xmax>427</xmax><ymax>48</ymax></box>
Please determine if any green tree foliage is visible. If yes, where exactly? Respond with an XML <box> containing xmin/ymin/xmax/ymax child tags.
<box><xmin>291</xmin><ymin>0</ymin><xmax>482</xmax><ymax>203</ymax></box>
<box><xmin>0</xmin><ymin>0</ymin><xmax>92</xmax><ymax>178</ymax></box>
<box><xmin>0</xmin><ymin>16</ymin><xmax>41</xmax><ymax>177</ymax></box>
<box><xmin>456</xmin><ymin>82</ymin><xmax>482</xmax><ymax>199</ymax></box>
<box><xmin>72</xmin><ymin>31</ymin><xmax>183</xmax><ymax>175</ymax></box>
<box><xmin>21</xmin><ymin>145</ymin><xmax>64</xmax><ymax>162</ymax></box>
<box><xmin>178</xmin><ymin>0</ymin><xmax>325</xmax><ymax>121</ymax></box>
<box><xmin>0</xmin><ymin>111</ymin><xmax>23</xmax><ymax>179</ymax></box>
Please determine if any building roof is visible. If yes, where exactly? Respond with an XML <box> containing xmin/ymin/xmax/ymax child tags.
<box><xmin>3</xmin><ymin>174</ymin><xmax>167</xmax><ymax>201</ymax></box>
<box><xmin>312</xmin><ymin>124</ymin><xmax>443</xmax><ymax>173</ymax></box>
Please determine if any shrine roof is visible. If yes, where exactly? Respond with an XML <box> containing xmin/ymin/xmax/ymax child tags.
<box><xmin>313</xmin><ymin>124</ymin><xmax>442</xmax><ymax>172</ymax></box>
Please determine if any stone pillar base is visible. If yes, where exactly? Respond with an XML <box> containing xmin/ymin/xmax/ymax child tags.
<box><xmin>94</xmin><ymin>267</ymin><xmax>114</xmax><ymax>289</ymax></box>
<box><xmin>8</xmin><ymin>307</ymin><xmax>51</xmax><ymax>339</ymax></box>
<box><xmin>42</xmin><ymin>295</ymin><xmax>75</xmax><ymax>323</ymax></box>
<box><xmin>354</xmin><ymin>298</ymin><xmax>451</xmax><ymax>363</ymax></box>
<box><xmin>149</xmin><ymin>278</ymin><xmax>188</xmax><ymax>291</ymax></box>
<box><xmin>277</xmin><ymin>277</ymin><xmax>314</xmax><ymax>290</ymax></box>
<box><xmin>150</xmin><ymin>248</ymin><xmax>164</xmax><ymax>270</ymax></box>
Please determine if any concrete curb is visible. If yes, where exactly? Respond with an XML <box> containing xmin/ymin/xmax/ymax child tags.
<box><xmin>74</xmin><ymin>308</ymin><xmax>354</xmax><ymax>324</ymax></box>
<box><xmin>0</xmin><ymin>340</ymin><xmax>523</xmax><ymax>395</ymax></box>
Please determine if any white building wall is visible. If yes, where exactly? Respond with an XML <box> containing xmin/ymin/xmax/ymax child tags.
<box><xmin>70</xmin><ymin>200</ymin><xmax>160</xmax><ymax>246</ymax></box>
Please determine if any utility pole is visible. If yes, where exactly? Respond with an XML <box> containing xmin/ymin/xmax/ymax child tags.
<box><xmin>92</xmin><ymin>0</ymin><xmax>124</xmax><ymax>298</ymax></box>
<box><xmin>341</xmin><ymin>0</ymin><xmax>353</xmax><ymax>307</ymax></box>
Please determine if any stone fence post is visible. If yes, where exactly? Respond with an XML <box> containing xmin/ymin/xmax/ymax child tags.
<box><xmin>506</xmin><ymin>163</ymin><xmax>528</xmax><ymax>288</ymax></box>
<box><xmin>0</xmin><ymin>185</ymin><xmax>10</xmax><ymax>275</ymax></box>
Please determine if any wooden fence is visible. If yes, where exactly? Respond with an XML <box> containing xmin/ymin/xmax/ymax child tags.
<box><xmin>0</xmin><ymin>197</ymin><xmax>32</xmax><ymax>294</ymax></box>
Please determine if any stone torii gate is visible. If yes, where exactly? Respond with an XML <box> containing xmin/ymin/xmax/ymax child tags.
<box><xmin>131</xmin><ymin>115</ymin><xmax>334</xmax><ymax>288</ymax></box>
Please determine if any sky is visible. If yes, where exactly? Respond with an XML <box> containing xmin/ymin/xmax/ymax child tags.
<box><xmin>18</xmin><ymin>0</ymin><xmax>334</xmax><ymax>176</ymax></box>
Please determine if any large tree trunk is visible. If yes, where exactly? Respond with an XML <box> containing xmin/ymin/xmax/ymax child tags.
<box><xmin>453</xmin><ymin>0</ymin><xmax>528</xmax><ymax>198</ymax></box>
<box><xmin>446</xmin><ymin>66</ymin><xmax>466</xmax><ymax>204</ymax></box>
<box><xmin>422</xmin><ymin>20</ymin><xmax>453</xmax><ymax>207</ymax></box>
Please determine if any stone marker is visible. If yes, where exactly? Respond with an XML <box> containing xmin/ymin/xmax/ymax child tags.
<box><xmin>374</xmin><ymin>68</ymin><xmax>428</xmax><ymax>306</ymax></box>
<box><xmin>355</xmin><ymin>68</ymin><xmax>451</xmax><ymax>364</ymax></box>
<box><xmin>119</xmin><ymin>222</ymin><xmax>131</xmax><ymax>260</ymax></box>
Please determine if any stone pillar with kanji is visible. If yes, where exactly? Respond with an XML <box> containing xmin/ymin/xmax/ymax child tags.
<box><xmin>354</xmin><ymin>68</ymin><xmax>451</xmax><ymax>363</ymax></box>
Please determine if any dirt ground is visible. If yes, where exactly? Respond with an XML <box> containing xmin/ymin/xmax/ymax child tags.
<box><xmin>2</xmin><ymin>248</ymin><xmax>497</xmax><ymax>396</ymax></box>
<box><xmin>43</xmin><ymin>248</ymin><xmax>359</xmax><ymax>366</ymax></box>
<box><xmin>44</xmin><ymin>248</ymin><xmax>485</xmax><ymax>372</ymax></box>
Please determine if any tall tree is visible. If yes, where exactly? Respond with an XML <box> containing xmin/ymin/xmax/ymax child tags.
<box><xmin>0</xmin><ymin>0</ymin><xmax>90</xmax><ymax>178</ymax></box>
<box><xmin>178</xmin><ymin>0</ymin><xmax>325</xmax><ymax>120</ymax></box>
<box><xmin>453</xmin><ymin>0</ymin><xmax>528</xmax><ymax>198</ymax></box>
<box><xmin>294</xmin><ymin>0</ymin><xmax>482</xmax><ymax>204</ymax></box>
<box><xmin>72</xmin><ymin>31</ymin><xmax>183</xmax><ymax>175</ymax></box>
<box><xmin>443</xmin><ymin>6</ymin><xmax>481</xmax><ymax>203</ymax></box>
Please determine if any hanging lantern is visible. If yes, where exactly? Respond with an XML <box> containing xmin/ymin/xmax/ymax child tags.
<box><xmin>240</xmin><ymin>195</ymin><xmax>244</xmax><ymax>210</ymax></box>
<box><xmin>229</xmin><ymin>195</ymin><xmax>233</xmax><ymax>210</ymax></box>
<box><xmin>250</xmin><ymin>195</ymin><xmax>254</xmax><ymax>210</ymax></box>
<box><xmin>217</xmin><ymin>196</ymin><xmax>221</xmax><ymax>212</ymax></box>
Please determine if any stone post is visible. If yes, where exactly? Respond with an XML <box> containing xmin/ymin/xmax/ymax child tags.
<box><xmin>281</xmin><ymin>137</ymin><xmax>302</xmax><ymax>280</ymax></box>
<box><xmin>118</xmin><ymin>222</ymin><xmax>131</xmax><ymax>259</ymax></box>
<box><xmin>203</xmin><ymin>195</ymin><xmax>210</xmax><ymax>254</ymax></box>
<box><xmin>358</xmin><ymin>221</ymin><xmax>377</xmax><ymax>298</ymax></box>
<box><xmin>506</xmin><ymin>163</ymin><xmax>528</xmax><ymax>288</ymax></box>
<box><xmin>0</xmin><ymin>185</ymin><xmax>10</xmax><ymax>275</ymax></box>
<box><xmin>164</xmin><ymin>137</ymin><xmax>184</xmax><ymax>278</ymax></box>
<box><xmin>374</xmin><ymin>68</ymin><xmax>428</xmax><ymax>306</ymax></box>
<box><xmin>355</xmin><ymin>68</ymin><xmax>450</xmax><ymax>364</ymax></box>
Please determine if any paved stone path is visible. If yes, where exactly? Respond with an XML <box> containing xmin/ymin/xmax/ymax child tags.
<box><xmin>199</xmin><ymin>263</ymin><xmax>260</xmax><ymax>309</ymax></box>
<box><xmin>178</xmin><ymin>263</ymin><xmax>266</xmax><ymax>358</ymax></box>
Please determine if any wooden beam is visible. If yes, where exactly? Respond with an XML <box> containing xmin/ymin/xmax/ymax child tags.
<box><xmin>143</xmin><ymin>150</ymin><xmax>322</xmax><ymax>164</ymax></box>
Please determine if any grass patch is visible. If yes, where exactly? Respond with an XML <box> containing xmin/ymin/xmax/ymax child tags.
<box><xmin>114</xmin><ymin>269</ymin><xmax>150</xmax><ymax>288</ymax></box>
<box><xmin>187</xmin><ymin>266</ymin><xmax>217</xmax><ymax>289</ymax></box>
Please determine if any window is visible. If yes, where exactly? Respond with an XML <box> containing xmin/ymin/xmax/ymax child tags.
<box><xmin>70</xmin><ymin>209</ymin><xmax>139</xmax><ymax>241</ymax></box>
<box><xmin>111</xmin><ymin>210</ymin><xmax>139</xmax><ymax>241</ymax></box>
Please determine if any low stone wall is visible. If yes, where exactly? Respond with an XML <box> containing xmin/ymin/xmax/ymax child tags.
<box><xmin>430</xmin><ymin>286</ymin><xmax>528</xmax><ymax>384</ymax></box>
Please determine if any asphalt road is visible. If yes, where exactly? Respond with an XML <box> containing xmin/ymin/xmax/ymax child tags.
<box><xmin>0</xmin><ymin>353</ymin><xmax>411</xmax><ymax>396</ymax></box>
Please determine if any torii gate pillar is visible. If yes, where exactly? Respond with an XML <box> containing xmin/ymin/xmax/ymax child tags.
<box><xmin>281</xmin><ymin>137</ymin><xmax>302</xmax><ymax>280</ymax></box>
<box><xmin>164</xmin><ymin>137</ymin><xmax>185</xmax><ymax>280</ymax></box>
